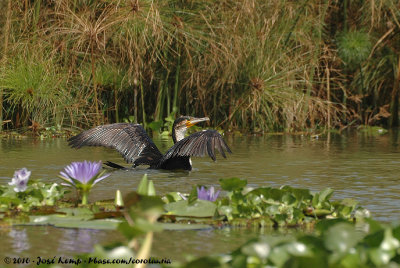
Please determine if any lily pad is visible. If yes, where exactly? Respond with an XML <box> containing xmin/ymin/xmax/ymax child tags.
<box><xmin>56</xmin><ymin>207</ymin><xmax>94</xmax><ymax>220</ymax></box>
<box><xmin>219</xmin><ymin>178</ymin><xmax>247</xmax><ymax>191</ymax></box>
<box><xmin>164</xmin><ymin>200</ymin><xmax>217</xmax><ymax>217</ymax></box>
<box><xmin>158</xmin><ymin>223</ymin><xmax>213</xmax><ymax>230</ymax></box>
<box><xmin>21</xmin><ymin>215</ymin><xmax>121</xmax><ymax>229</ymax></box>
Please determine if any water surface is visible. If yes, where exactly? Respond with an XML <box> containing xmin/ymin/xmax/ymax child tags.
<box><xmin>1</xmin><ymin>132</ymin><xmax>400</xmax><ymax>261</ymax></box>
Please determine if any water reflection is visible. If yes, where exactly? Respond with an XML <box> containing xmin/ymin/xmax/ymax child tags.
<box><xmin>8</xmin><ymin>228</ymin><xmax>30</xmax><ymax>253</ymax></box>
<box><xmin>59</xmin><ymin>229</ymin><xmax>102</xmax><ymax>253</ymax></box>
<box><xmin>0</xmin><ymin>226</ymin><xmax>123</xmax><ymax>259</ymax></box>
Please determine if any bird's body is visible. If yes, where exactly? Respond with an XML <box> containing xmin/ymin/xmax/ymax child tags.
<box><xmin>68</xmin><ymin>116</ymin><xmax>231</xmax><ymax>171</ymax></box>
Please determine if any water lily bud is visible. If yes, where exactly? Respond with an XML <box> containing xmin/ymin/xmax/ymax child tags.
<box><xmin>115</xmin><ymin>190</ymin><xmax>124</xmax><ymax>207</ymax></box>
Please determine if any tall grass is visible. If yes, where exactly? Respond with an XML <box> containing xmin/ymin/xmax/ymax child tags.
<box><xmin>0</xmin><ymin>0</ymin><xmax>399</xmax><ymax>132</ymax></box>
<box><xmin>0</xmin><ymin>45</ymin><xmax>71</xmax><ymax>128</ymax></box>
<box><xmin>0</xmin><ymin>0</ymin><xmax>12</xmax><ymax>131</ymax></box>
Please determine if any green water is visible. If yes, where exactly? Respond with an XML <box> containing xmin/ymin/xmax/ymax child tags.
<box><xmin>1</xmin><ymin>132</ymin><xmax>400</xmax><ymax>262</ymax></box>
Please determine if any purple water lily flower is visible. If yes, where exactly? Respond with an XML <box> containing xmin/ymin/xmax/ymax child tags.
<box><xmin>58</xmin><ymin>161</ymin><xmax>110</xmax><ymax>204</ymax></box>
<box><xmin>9</xmin><ymin>168</ymin><xmax>31</xmax><ymax>192</ymax></box>
<box><xmin>60</xmin><ymin>161</ymin><xmax>109</xmax><ymax>186</ymax></box>
<box><xmin>197</xmin><ymin>186</ymin><xmax>220</xmax><ymax>202</ymax></box>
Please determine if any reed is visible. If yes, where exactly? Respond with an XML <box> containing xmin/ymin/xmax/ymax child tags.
<box><xmin>0</xmin><ymin>46</ymin><xmax>70</xmax><ymax>128</ymax></box>
<box><xmin>0</xmin><ymin>0</ymin><xmax>12</xmax><ymax>131</ymax></box>
<box><xmin>0</xmin><ymin>0</ymin><xmax>399</xmax><ymax>133</ymax></box>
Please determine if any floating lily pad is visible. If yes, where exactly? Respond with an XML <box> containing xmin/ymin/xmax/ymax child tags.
<box><xmin>21</xmin><ymin>215</ymin><xmax>121</xmax><ymax>229</ymax></box>
<box><xmin>219</xmin><ymin>178</ymin><xmax>247</xmax><ymax>191</ymax></box>
<box><xmin>157</xmin><ymin>222</ymin><xmax>213</xmax><ymax>230</ymax></box>
<box><xmin>164</xmin><ymin>199</ymin><xmax>217</xmax><ymax>217</ymax></box>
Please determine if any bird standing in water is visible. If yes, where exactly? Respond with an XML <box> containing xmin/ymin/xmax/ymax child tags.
<box><xmin>68</xmin><ymin>116</ymin><xmax>231</xmax><ymax>171</ymax></box>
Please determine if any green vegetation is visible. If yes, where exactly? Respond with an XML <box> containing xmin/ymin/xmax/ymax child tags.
<box><xmin>1</xmin><ymin>172</ymin><xmax>399</xmax><ymax>267</ymax></box>
<box><xmin>1</xmin><ymin>176</ymin><xmax>363</xmax><ymax>230</ymax></box>
<box><xmin>0</xmin><ymin>179</ymin><xmax>66</xmax><ymax>213</ymax></box>
<box><xmin>0</xmin><ymin>0</ymin><xmax>399</xmax><ymax>133</ymax></box>
<box><xmin>163</xmin><ymin>178</ymin><xmax>363</xmax><ymax>228</ymax></box>
<box><xmin>178</xmin><ymin>219</ymin><xmax>400</xmax><ymax>268</ymax></box>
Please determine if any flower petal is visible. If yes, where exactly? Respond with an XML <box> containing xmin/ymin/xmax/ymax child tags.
<box><xmin>93</xmin><ymin>173</ymin><xmax>111</xmax><ymax>186</ymax></box>
<box><xmin>9</xmin><ymin>168</ymin><xmax>31</xmax><ymax>192</ymax></box>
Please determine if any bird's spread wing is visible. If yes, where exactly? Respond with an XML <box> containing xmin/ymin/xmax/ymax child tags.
<box><xmin>160</xmin><ymin>130</ymin><xmax>232</xmax><ymax>163</ymax></box>
<box><xmin>68</xmin><ymin>123</ymin><xmax>163</xmax><ymax>166</ymax></box>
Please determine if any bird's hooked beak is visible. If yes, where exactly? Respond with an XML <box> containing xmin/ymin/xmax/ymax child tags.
<box><xmin>186</xmin><ymin>117</ymin><xmax>210</xmax><ymax>128</ymax></box>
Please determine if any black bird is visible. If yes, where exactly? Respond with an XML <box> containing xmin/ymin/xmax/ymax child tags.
<box><xmin>68</xmin><ymin>116</ymin><xmax>232</xmax><ymax>171</ymax></box>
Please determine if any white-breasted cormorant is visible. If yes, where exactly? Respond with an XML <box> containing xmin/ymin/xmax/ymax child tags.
<box><xmin>68</xmin><ymin>116</ymin><xmax>231</xmax><ymax>171</ymax></box>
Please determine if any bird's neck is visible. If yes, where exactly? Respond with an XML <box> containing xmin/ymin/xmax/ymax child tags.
<box><xmin>172</xmin><ymin>128</ymin><xmax>187</xmax><ymax>143</ymax></box>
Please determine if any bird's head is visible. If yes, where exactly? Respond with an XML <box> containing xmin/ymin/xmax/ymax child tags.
<box><xmin>172</xmin><ymin>116</ymin><xmax>210</xmax><ymax>143</ymax></box>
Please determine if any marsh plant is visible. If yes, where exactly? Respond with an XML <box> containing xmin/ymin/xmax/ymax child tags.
<box><xmin>0</xmin><ymin>0</ymin><xmax>399</xmax><ymax>132</ymax></box>
<box><xmin>0</xmin><ymin>168</ymin><xmax>66</xmax><ymax>211</ymax></box>
<box><xmin>58</xmin><ymin>161</ymin><xmax>110</xmax><ymax>205</ymax></box>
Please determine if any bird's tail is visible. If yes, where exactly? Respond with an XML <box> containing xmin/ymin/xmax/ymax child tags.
<box><xmin>104</xmin><ymin>161</ymin><xmax>126</xmax><ymax>169</ymax></box>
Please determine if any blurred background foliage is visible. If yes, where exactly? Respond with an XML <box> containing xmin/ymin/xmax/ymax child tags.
<box><xmin>0</xmin><ymin>0</ymin><xmax>399</xmax><ymax>133</ymax></box>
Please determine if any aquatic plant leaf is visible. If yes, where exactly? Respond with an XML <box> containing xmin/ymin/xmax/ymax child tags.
<box><xmin>122</xmin><ymin>192</ymin><xmax>141</xmax><ymax>208</ymax></box>
<box><xmin>297</xmin><ymin>235</ymin><xmax>325</xmax><ymax>252</ymax></box>
<box><xmin>77</xmin><ymin>244</ymin><xmax>135</xmax><ymax>268</ymax></box>
<box><xmin>158</xmin><ymin>223</ymin><xmax>212</xmax><ymax>231</ymax></box>
<box><xmin>135</xmin><ymin>175</ymin><xmax>156</xmax><ymax>196</ymax></box>
<box><xmin>218</xmin><ymin>205</ymin><xmax>233</xmax><ymax>220</ymax></box>
<box><xmin>338</xmin><ymin>251</ymin><xmax>364</xmax><ymax>268</ymax></box>
<box><xmin>364</xmin><ymin>218</ymin><xmax>383</xmax><ymax>233</ymax></box>
<box><xmin>318</xmin><ymin>188</ymin><xmax>333</xmax><ymax>203</ymax></box>
<box><xmin>117</xmin><ymin>221</ymin><xmax>143</xmax><ymax>239</ymax></box>
<box><xmin>164</xmin><ymin>200</ymin><xmax>217</xmax><ymax>217</ymax></box>
<box><xmin>147</xmin><ymin>180</ymin><xmax>156</xmax><ymax>196</ymax></box>
<box><xmin>52</xmin><ymin>219</ymin><xmax>120</xmax><ymax>229</ymax></box>
<box><xmin>1</xmin><ymin>179</ymin><xmax>66</xmax><ymax>212</ymax></box>
<box><xmin>187</xmin><ymin>185</ymin><xmax>199</xmax><ymax>204</ymax></box>
<box><xmin>57</xmin><ymin>207</ymin><xmax>94</xmax><ymax>220</ymax></box>
<box><xmin>354</xmin><ymin>207</ymin><xmax>371</xmax><ymax>221</ymax></box>
<box><xmin>274</xmin><ymin>214</ymin><xmax>288</xmax><ymax>224</ymax></box>
<box><xmin>163</xmin><ymin>192</ymin><xmax>186</xmax><ymax>203</ymax></box>
<box><xmin>312</xmin><ymin>209</ymin><xmax>332</xmax><ymax>217</ymax></box>
<box><xmin>369</xmin><ymin>248</ymin><xmax>394</xmax><ymax>266</ymax></box>
<box><xmin>241</xmin><ymin>242</ymin><xmax>270</xmax><ymax>259</ymax></box>
<box><xmin>265</xmin><ymin>188</ymin><xmax>285</xmax><ymax>201</ymax></box>
<box><xmin>0</xmin><ymin>196</ymin><xmax>21</xmax><ymax>206</ymax></box>
<box><xmin>147</xmin><ymin>120</ymin><xmax>163</xmax><ymax>132</ymax></box>
<box><xmin>285</xmin><ymin>241</ymin><xmax>313</xmax><ymax>257</ymax></box>
<box><xmin>281</xmin><ymin>186</ymin><xmax>312</xmax><ymax>201</ymax></box>
<box><xmin>393</xmin><ymin>225</ymin><xmax>400</xmax><ymax>241</ymax></box>
<box><xmin>172</xmin><ymin>220</ymin><xmax>400</xmax><ymax>267</ymax></box>
<box><xmin>219</xmin><ymin>178</ymin><xmax>247</xmax><ymax>191</ymax></box>
<box><xmin>137</xmin><ymin>174</ymin><xmax>149</xmax><ymax>195</ymax></box>
<box><xmin>269</xmin><ymin>246</ymin><xmax>291</xmax><ymax>267</ymax></box>
<box><xmin>282</xmin><ymin>193</ymin><xmax>296</xmax><ymax>205</ymax></box>
<box><xmin>315</xmin><ymin>219</ymin><xmax>348</xmax><ymax>233</ymax></box>
<box><xmin>25</xmin><ymin>215</ymin><xmax>120</xmax><ymax>229</ymax></box>
<box><xmin>183</xmin><ymin>256</ymin><xmax>223</xmax><ymax>268</ymax></box>
<box><xmin>118</xmin><ymin>218</ymin><xmax>163</xmax><ymax>239</ymax></box>
<box><xmin>123</xmin><ymin>192</ymin><xmax>164</xmax><ymax>214</ymax></box>
<box><xmin>136</xmin><ymin>195</ymin><xmax>164</xmax><ymax>213</ymax></box>
<box><xmin>340</xmin><ymin>198</ymin><xmax>358</xmax><ymax>207</ymax></box>
<box><xmin>358</xmin><ymin>126</ymin><xmax>388</xmax><ymax>135</ymax></box>
<box><xmin>380</xmin><ymin>229</ymin><xmax>400</xmax><ymax>251</ymax></box>
<box><xmin>364</xmin><ymin>230</ymin><xmax>385</xmax><ymax>248</ymax></box>
<box><xmin>324</xmin><ymin>223</ymin><xmax>362</xmax><ymax>253</ymax></box>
